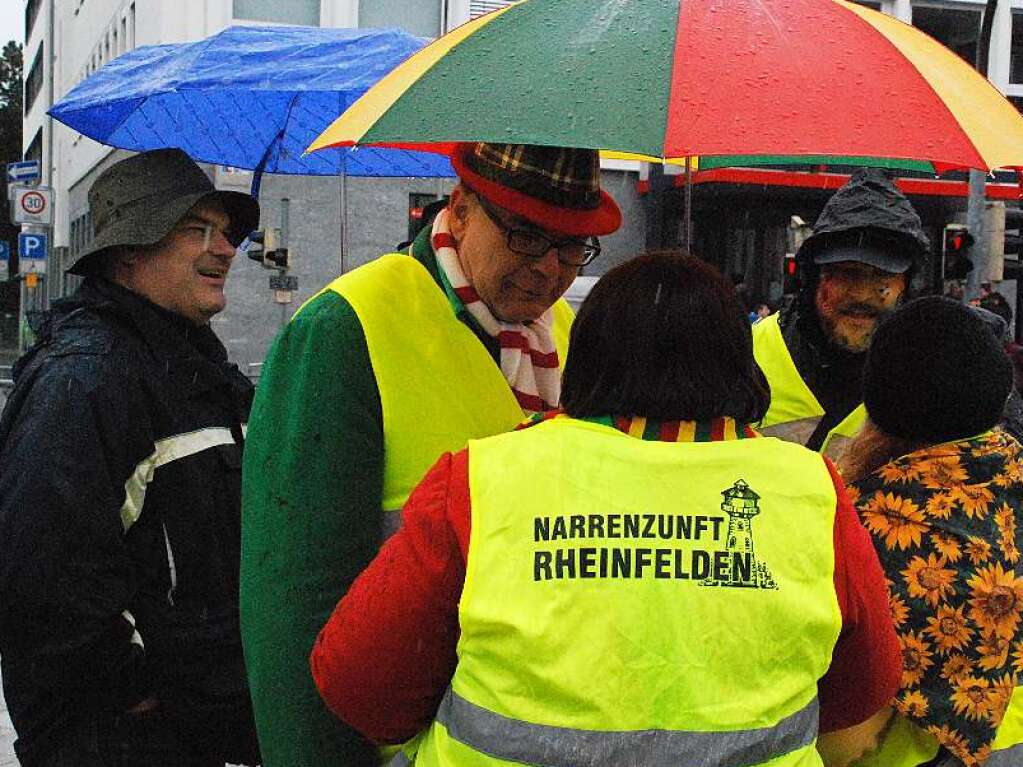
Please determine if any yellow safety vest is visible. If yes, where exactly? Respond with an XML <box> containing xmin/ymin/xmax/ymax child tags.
<box><xmin>411</xmin><ymin>416</ymin><xmax>842</xmax><ymax>767</ymax></box>
<box><xmin>752</xmin><ymin>313</ymin><xmax>866</xmax><ymax>461</ymax></box>
<box><xmin>319</xmin><ymin>254</ymin><xmax>573</xmax><ymax>514</ymax></box>
<box><xmin>853</xmin><ymin>686</ymin><xmax>1023</xmax><ymax>767</ymax></box>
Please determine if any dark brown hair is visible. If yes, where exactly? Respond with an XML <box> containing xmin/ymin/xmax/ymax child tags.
<box><xmin>561</xmin><ymin>251</ymin><xmax>770</xmax><ymax>423</ymax></box>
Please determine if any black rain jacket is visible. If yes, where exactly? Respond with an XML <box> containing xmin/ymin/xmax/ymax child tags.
<box><xmin>0</xmin><ymin>278</ymin><xmax>258</xmax><ymax>765</ymax></box>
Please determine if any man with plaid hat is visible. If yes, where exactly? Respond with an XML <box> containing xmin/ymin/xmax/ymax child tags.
<box><xmin>0</xmin><ymin>148</ymin><xmax>261</xmax><ymax>767</ymax></box>
<box><xmin>241</xmin><ymin>142</ymin><xmax>621</xmax><ymax>766</ymax></box>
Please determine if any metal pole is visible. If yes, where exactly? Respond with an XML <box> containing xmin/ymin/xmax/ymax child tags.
<box><xmin>46</xmin><ymin>0</ymin><xmax>54</xmax><ymax>187</ymax></box>
<box><xmin>279</xmin><ymin>196</ymin><xmax>289</xmax><ymax>248</ymax></box>
<box><xmin>279</xmin><ymin>197</ymin><xmax>290</xmax><ymax>331</ymax></box>
<box><xmin>338</xmin><ymin>172</ymin><xmax>345</xmax><ymax>273</ymax></box>
<box><xmin>341</xmin><ymin>171</ymin><xmax>349</xmax><ymax>272</ymax></box>
<box><xmin>966</xmin><ymin>171</ymin><xmax>988</xmax><ymax>299</ymax></box>
<box><xmin>965</xmin><ymin>0</ymin><xmax>999</xmax><ymax>300</ymax></box>
<box><xmin>17</xmin><ymin>278</ymin><xmax>25</xmax><ymax>355</ymax></box>
<box><xmin>683</xmin><ymin>156</ymin><xmax>693</xmax><ymax>254</ymax></box>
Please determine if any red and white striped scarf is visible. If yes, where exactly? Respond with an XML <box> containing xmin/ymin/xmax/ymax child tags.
<box><xmin>431</xmin><ymin>208</ymin><xmax>560</xmax><ymax>414</ymax></box>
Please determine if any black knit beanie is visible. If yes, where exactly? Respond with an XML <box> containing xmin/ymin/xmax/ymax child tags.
<box><xmin>864</xmin><ymin>296</ymin><xmax>1012</xmax><ymax>443</ymax></box>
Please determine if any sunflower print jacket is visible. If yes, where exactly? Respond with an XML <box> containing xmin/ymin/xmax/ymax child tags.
<box><xmin>850</xmin><ymin>430</ymin><xmax>1023</xmax><ymax>766</ymax></box>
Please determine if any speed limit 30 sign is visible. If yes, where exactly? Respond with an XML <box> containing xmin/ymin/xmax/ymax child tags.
<box><xmin>11</xmin><ymin>186</ymin><xmax>52</xmax><ymax>225</ymax></box>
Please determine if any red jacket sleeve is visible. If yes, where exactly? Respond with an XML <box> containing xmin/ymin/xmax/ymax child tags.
<box><xmin>817</xmin><ymin>457</ymin><xmax>902</xmax><ymax>732</ymax></box>
<box><xmin>309</xmin><ymin>450</ymin><xmax>472</xmax><ymax>744</ymax></box>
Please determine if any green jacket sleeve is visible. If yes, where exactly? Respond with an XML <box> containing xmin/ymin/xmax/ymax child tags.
<box><xmin>241</xmin><ymin>291</ymin><xmax>382</xmax><ymax>767</ymax></box>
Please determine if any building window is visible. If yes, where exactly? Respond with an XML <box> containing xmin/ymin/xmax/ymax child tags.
<box><xmin>469</xmin><ymin>0</ymin><xmax>513</xmax><ymax>18</ymax></box>
<box><xmin>912</xmin><ymin>6</ymin><xmax>981</xmax><ymax>66</ymax></box>
<box><xmin>1012</xmin><ymin>10</ymin><xmax>1023</xmax><ymax>83</ymax></box>
<box><xmin>24</xmin><ymin>45</ymin><xmax>43</xmax><ymax>114</ymax></box>
<box><xmin>128</xmin><ymin>4</ymin><xmax>135</xmax><ymax>50</ymax></box>
<box><xmin>25</xmin><ymin>128</ymin><xmax>42</xmax><ymax>163</ymax></box>
<box><xmin>233</xmin><ymin>0</ymin><xmax>320</xmax><ymax>25</ymax></box>
<box><xmin>361</xmin><ymin>0</ymin><xmax>441</xmax><ymax>37</ymax></box>
<box><xmin>25</xmin><ymin>0</ymin><xmax>42</xmax><ymax>41</ymax></box>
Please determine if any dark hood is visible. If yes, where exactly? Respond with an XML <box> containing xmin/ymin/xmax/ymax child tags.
<box><xmin>785</xmin><ymin>168</ymin><xmax>930</xmax><ymax>347</ymax></box>
<box><xmin>797</xmin><ymin>167</ymin><xmax>931</xmax><ymax>265</ymax></box>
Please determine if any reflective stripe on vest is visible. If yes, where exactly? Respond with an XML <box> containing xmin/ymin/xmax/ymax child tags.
<box><xmin>751</xmin><ymin>313</ymin><xmax>865</xmax><ymax>460</ymax></box>
<box><xmin>426</xmin><ymin>685</ymin><xmax>820</xmax><ymax>767</ymax></box>
<box><xmin>387</xmin><ymin>749</ymin><xmax>412</xmax><ymax>767</ymax></box>
<box><xmin>316</xmin><ymin>254</ymin><xmax>573</xmax><ymax>513</ymax></box>
<box><xmin>988</xmin><ymin>744</ymin><xmax>1023</xmax><ymax>766</ymax></box>
<box><xmin>414</xmin><ymin>417</ymin><xmax>841</xmax><ymax>767</ymax></box>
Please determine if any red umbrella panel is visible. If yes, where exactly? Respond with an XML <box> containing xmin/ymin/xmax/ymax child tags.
<box><xmin>310</xmin><ymin>0</ymin><xmax>1023</xmax><ymax>174</ymax></box>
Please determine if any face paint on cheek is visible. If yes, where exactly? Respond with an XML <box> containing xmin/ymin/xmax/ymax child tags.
<box><xmin>876</xmin><ymin>281</ymin><xmax>904</xmax><ymax>310</ymax></box>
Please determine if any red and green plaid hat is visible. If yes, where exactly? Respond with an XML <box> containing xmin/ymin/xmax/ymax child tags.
<box><xmin>451</xmin><ymin>142</ymin><xmax>621</xmax><ymax>237</ymax></box>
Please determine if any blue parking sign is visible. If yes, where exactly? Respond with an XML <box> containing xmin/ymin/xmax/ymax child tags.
<box><xmin>18</xmin><ymin>232</ymin><xmax>48</xmax><ymax>274</ymax></box>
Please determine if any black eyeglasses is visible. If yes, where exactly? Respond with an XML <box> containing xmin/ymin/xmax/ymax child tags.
<box><xmin>475</xmin><ymin>195</ymin><xmax>601</xmax><ymax>267</ymax></box>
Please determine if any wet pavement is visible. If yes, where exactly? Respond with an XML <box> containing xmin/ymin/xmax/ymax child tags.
<box><xmin>0</xmin><ymin>668</ymin><xmax>18</xmax><ymax>767</ymax></box>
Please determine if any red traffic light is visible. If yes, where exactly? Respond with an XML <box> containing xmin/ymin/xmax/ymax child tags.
<box><xmin>943</xmin><ymin>226</ymin><xmax>974</xmax><ymax>255</ymax></box>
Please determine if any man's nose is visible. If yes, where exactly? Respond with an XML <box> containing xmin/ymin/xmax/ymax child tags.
<box><xmin>845</xmin><ymin>277</ymin><xmax>883</xmax><ymax>298</ymax></box>
<box><xmin>209</xmin><ymin>230</ymin><xmax>237</xmax><ymax>258</ymax></box>
<box><xmin>529</xmin><ymin>246</ymin><xmax>562</xmax><ymax>280</ymax></box>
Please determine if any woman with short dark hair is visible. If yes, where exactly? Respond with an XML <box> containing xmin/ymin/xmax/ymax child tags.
<box><xmin>309</xmin><ymin>252</ymin><xmax>900</xmax><ymax>767</ymax></box>
<box><xmin>562</xmin><ymin>252</ymin><xmax>770</xmax><ymax>423</ymax></box>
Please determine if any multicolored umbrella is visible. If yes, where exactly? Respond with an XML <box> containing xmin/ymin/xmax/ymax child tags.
<box><xmin>309</xmin><ymin>0</ymin><xmax>1023</xmax><ymax>174</ymax></box>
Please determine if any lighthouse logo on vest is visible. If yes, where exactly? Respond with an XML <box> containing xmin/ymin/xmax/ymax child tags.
<box><xmin>705</xmin><ymin>479</ymin><xmax>778</xmax><ymax>590</ymax></box>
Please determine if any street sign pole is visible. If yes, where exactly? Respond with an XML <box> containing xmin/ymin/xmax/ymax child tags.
<box><xmin>16</xmin><ymin>229</ymin><xmax>50</xmax><ymax>354</ymax></box>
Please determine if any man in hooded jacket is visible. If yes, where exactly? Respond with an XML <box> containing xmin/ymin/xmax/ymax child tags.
<box><xmin>752</xmin><ymin>167</ymin><xmax>930</xmax><ymax>460</ymax></box>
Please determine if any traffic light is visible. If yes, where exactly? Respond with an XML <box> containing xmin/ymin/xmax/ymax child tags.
<box><xmin>942</xmin><ymin>224</ymin><xmax>974</xmax><ymax>279</ymax></box>
<box><xmin>782</xmin><ymin>253</ymin><xmax>798</xmax><ymax>294</ymax></box>
<box><xmin>246</xmin><ymin>228</ymin><xmax>290</xmax><ymax>270</ymax></box>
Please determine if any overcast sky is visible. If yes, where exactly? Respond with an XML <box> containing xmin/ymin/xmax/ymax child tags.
<box><xmin>0</xmin><ymin>1</ymin><xmax>25</xmax><ymax>47</ymax></box>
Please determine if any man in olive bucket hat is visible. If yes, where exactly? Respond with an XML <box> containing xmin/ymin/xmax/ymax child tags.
<box><xmin>241</xmin><ymin>142</ymin><xmax>622</xmax><ymax>766</ymax></box>
<box><xmin>0</xmin><ymin>148</ymin><xmax>262</xmax><ymax>767</ymax></box>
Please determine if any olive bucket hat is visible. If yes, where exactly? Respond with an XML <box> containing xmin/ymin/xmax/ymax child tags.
<box><xmin>69</xmin><ymin>148</ymin><xmax>260</xmax><ymax>275</ymax></box>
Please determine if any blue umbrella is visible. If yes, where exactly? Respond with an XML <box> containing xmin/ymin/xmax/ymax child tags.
<box><xmin>48</xmin><ymin>24</ymin><xmax>454</xmax><ymax>189</ymax></box>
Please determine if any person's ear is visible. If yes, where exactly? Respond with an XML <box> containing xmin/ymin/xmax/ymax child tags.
<box><xmin>894</xmin><ymin>271</ymin><xmax>910</xmax><ymax>302</ymax></box>
<box><xmin>448</xmin><ymin>185</ymin><xmax>471</xmax><ymax>240</ymax></box>
<box><xmin>110</xmin><ymin>247</ymin><xmax>142</xmax><ymax>277</ymax></box>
